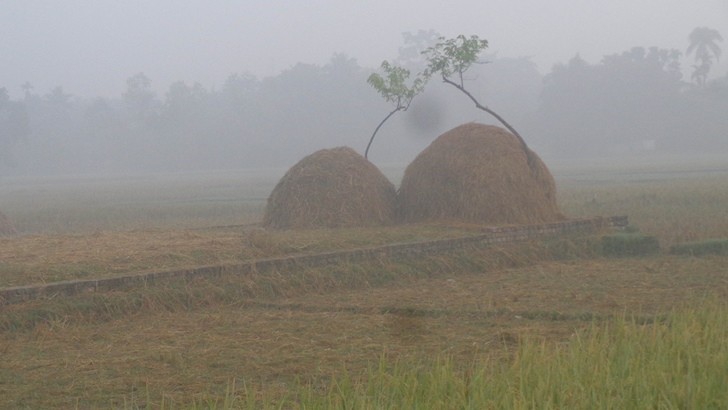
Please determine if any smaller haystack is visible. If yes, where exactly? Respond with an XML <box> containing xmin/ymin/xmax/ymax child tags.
<box><xmin>0</xmin><ymin>210</ymin><xmax>17</xmax><ymax>236</ymax></box>
<box><xmin>263</xmin><ymin>147</ymin><xmax>396</xmax><ymax>229</ymax></box>
<box><xmin>398</xmin><ymin>123</ymin><xmax>563</xmax><ymax>225</ymax></box>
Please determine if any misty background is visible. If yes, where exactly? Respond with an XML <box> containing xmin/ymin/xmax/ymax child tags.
<box><xmin>1</xmin><ymin>1</ymin><xmax>727</xmax><ymax>176</ymax></box>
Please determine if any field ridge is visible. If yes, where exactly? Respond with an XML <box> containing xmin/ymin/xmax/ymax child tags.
<box><xmin>0</xmin><ymin>215</ymin><xmax>627</xmax><ymax>306</ymax></box>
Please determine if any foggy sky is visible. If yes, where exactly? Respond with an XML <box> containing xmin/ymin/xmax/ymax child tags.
<box><xmin>2</xmin><ymin>0</ymin><xmax>727</xmax><ymax>99</ymax></box>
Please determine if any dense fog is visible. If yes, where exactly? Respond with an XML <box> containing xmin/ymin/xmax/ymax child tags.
<box><xmin>1</xmin><ymin>29</ymin><xmax>727</xmax><ymax>176</ymax></box>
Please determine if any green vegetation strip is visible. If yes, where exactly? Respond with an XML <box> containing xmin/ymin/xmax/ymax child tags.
<box><xmin>0</xmin><ymin>216</ymin><xmax>627</xmax><ymax>306</ymax></box>
<box><xmin>670</xmin><ymin>238</ymin><xmax>728</xmax><ymax>256</ymax></box>
<box><xmin>286</xmin><ymin>300</ymin><xmax>727</xmax><ymax>410</ymax></box>
<box><xmin>601</xmin><ymin>232</ymin><xmax>660</xmax><ymax>257</ymax></box>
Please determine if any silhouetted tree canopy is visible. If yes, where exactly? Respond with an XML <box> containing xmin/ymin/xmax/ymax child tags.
<box><xmin>538</xmin><ymin>47</ymin><xmax>688</xmax><ymax>156</ymax></box>
<box><xmin>687</xmin><ymin>27</ymin><xmax>723</xmax><ymax>87</ymax></box>
<box><xmin>0</xmin><ymin>88</ymin><xmax>30</xmax><ymax>169</ymax></box>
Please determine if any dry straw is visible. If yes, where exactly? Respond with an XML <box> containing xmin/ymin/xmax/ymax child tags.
<box><xmin>0</xmin><ymin>210</ymin><xmax>16</xmax><ymax>236</ymax></box>
<box><xmin>263</xmin><ymin>146</ymin><xmax>397</xmax><ymax>229</ymax></box>
<box><xmin>398</xmin><ymin>123</ymin><xmax>563</xmax><ymax>225</ymax></box>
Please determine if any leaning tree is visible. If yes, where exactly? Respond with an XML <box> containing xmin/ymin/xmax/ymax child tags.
<box><xmin>366</xmin><ymin>34</ymin><xmax>537</xmax><ymax>167</ymax></box>
<box><xmin>365</xmin><ymin>61</ymin><xmax>425</xmax><ymax>160</ymax></box>
<box><xmin>421</xmin><ymin>35</ymin><xmax>537</xmax><ymax>167</ymax></box>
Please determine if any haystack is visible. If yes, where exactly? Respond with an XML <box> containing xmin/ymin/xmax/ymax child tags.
<box><xmin>398</xmin><ymin>123</ymin><xmax>562</xmax><ymax>225</ymax></box>
<box><xmin>263</xmin><ymin>147</ymin><xmax>396</xmax><ymax>229</ymax></box>
<box><xmin>0</xmin><ymin>210</ymin><xmax>16</xmax><ymax>236</ymax></box>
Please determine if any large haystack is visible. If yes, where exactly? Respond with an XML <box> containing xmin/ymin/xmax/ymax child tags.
<box><xmin>0</xmin><ymin>210</ymin><xmax>16</xmax><ymax>236</ymax></box>
<box><xmin>398</xmin><ymin>123</ymin><xmax>562</xmax><ymax>225</ymax></box>
<box><xmin>263</xmin><ymin>146</ymin><xmax>396</xmax><ymax>229</ymax></box>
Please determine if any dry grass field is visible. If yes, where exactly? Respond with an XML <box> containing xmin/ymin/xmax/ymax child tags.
<box><xmin>1</xmin><ymin>157</ymin><xmax>727</xmax><ymax>408</ymax></box>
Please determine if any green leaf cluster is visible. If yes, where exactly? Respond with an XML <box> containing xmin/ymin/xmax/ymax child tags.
<box><xmin>367</xmin><ymin>34</ymin><xmax>490</xmax><ymax>105</ymax></box>
<box><xmin>366</xmin><ymin>61</ymin><xmax>425</xmax><ymax>110</ymax></box>
<box><xmin>423</xmin><ymin>35</ymin><xmax>489</xmax><ymax>83</ymax></box>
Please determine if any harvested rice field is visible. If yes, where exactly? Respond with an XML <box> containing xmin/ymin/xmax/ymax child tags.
<box><xmin>0</xmin><ymin>224</ymin><xmax>485</xmax><ymax>288</ymax></box>
<box><xmin>1</xmin><ymin>158</ymin><xmax>728</xmax><ymax>408</ymax></box>
<box><xmin>1</xmin><ymin>253</ymin><xmax>726</xmax><ymax>408</ymax></box>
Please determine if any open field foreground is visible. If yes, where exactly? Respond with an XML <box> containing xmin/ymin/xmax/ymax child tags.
<box><xmin>0</xmin><ymin>254</ymin><xmax>728</xmax><ymax>408</ymax></box>
<box><xmin>1</xmin><ymin>159</ymin><xmax>728</xmax><ymax>408</ymax></box>
<box><xmin>1</xmin><ymin>252</ymin><xmax>727</xmax><ymax>408</ymax></box>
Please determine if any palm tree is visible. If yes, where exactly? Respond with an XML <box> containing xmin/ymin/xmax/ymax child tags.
<box><xmin>687</xmin><ymin>27</ymin><xmax>723</xmax><ymax>86</ymax></box>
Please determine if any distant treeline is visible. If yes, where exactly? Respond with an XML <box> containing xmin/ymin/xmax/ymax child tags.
<box><xmin>1</xmin><ymin>45</ymin><xmax>727</xmax><ymax>175</ymax></box>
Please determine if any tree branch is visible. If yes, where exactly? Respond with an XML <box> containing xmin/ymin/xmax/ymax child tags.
<box><xmin>441</xmin><ymin>75</ymin><xmax>537</xmax><ymax>169</ymax></box>
<box><xmin>365</xmin><ymin>106</ymin><xmax>403</xmax><ymax>160</ymax></box>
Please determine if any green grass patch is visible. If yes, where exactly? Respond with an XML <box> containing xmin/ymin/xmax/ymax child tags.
<box><xmin>291</xmin><ymin>299</ymin><xmax>728</xmax><ymax>409</ymax></box>
<box><xmin>601</xmin><ymin>232</ymin><xmax>660</xmax><ymax>257</ymax></box>
<box><xmin>669</xmin><ymin>238</ymin><xmax>728</xmax><ymax>256</ymax></box>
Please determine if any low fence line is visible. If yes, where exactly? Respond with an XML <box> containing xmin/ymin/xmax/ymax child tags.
<box><xmin>0</xmin><ymin>216</ymin><xmax>627</xmax><ymax>306</ymax></box>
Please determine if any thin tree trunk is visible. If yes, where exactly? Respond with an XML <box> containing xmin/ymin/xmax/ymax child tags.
<box><xmin>365</xmin><ymin>106</ymin><xmax>402</xmax><ymax>160</ymax></box>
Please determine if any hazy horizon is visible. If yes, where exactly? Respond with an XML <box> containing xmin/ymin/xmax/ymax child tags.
<box><xmin>2</xmin><ymin>0</ymin><xmax>727</xmax><ymax>99</ymax></box>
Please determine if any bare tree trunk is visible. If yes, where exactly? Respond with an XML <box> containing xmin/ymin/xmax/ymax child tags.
<box><xmin>365</xmin><ymin>106</ymin><xmax>403</xmax><ymax>160</ymax></box>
